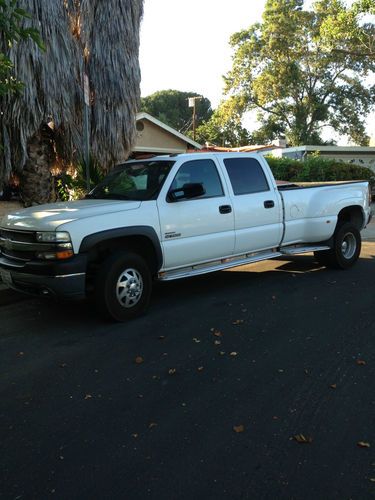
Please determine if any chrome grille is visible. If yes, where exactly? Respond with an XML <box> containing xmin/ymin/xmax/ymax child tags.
<box><xmin>0</xmin><ymin>228</ymin><xmax>37</xmax><ymax>262</ymax></box>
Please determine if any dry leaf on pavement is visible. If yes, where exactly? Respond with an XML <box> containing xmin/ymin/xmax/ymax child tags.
<box><xmin>356</xmin><ymin>359</ymin><xmax>367</xmax><ymax>366</ymax></box>
<box><xmin>357</xmin><ymin>441</ymin><xmax>371</xmax><ymax>448</ymax></box>
<box><xmin>168</xmin><ymin>368</ymin><xmax>176</xmax><ymax>375</ymax></box>
<box><xmin>135</xmin><ymin>356</ymin><xmax>144</xmax><ymax>364</ymax></box>
<box><xmin>293</xmin><ymin>434</ymin><xmax>313</xmax><ymax>443</ymax></box>
<box><xmin>232</xmin><ymin>320</ymin><xmax>244</xmax><ymax>325</ymax></box>
<box><xmin>233</xmin><ymin>425</ymin><xmax>245</xmax><ymax>433</ymax></box>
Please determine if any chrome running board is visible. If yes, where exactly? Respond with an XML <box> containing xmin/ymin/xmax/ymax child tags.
<box><xmin>158</xmin><ymin>244</ymin><xmax>332</xmax><ymax>282</ymax></box>
<box><xmin>280</xmin><ymin>245</ymin><xmax>330</xmax><ymax>256</ymax></box>
<box><xmin>158</xmin><ymin>250</ymin><xmax>282</xmax><ymax>281</ymax></box>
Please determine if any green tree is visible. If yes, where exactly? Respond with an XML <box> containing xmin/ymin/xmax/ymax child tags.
<box><xmin>1</xmin><ymin>0</ymin><xmax>143</xmax><ymax>206</ymax></box>
<box><xmin>320</xmin><ymin>0</ymin><xmax>375</xmax><ymax>58</ymax></box>
<box><xmin>140</xmin><ymin>89</ymin><xmax>213</xmax><ymax>133</ymax></box>
<box><xmin>224</xmin><ymin>0</ymin><xmax>375</xmax><ymax>146</ymax></box>
<box><xmin>194</xmin><ymin>98</ymin><xmax>251</xmax><ymax>147</ymax></box>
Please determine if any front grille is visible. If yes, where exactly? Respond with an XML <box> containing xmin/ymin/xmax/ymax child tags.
<box><xmin>0</xmin><ymin>228</ymin><xmax>38</xmax><ymax>262</ymax></box>
<box><xmin>0</xmin><ymin>228</ymin><xmax>36</xmax><ymax>243</ymax></box>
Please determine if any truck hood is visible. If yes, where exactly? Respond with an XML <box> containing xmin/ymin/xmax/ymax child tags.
<box><xmin>1</xmin><ymin>199</ymin><xmax>141</xmax><ymax>231</ymax></box>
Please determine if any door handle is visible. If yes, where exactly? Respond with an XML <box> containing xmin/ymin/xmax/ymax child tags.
<box><xmin>219</xmin><ymin>205</ymin><xmax>232</xmax><ymax>214</ymax></box>
<box><xmin>264</xmin><ymin>200</ymin><xmax>275</xmax><ymax>209</ymax></box>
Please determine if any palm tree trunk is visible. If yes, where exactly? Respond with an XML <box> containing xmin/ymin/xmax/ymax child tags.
<box><xmin>20</xmin><ymin>125</ymin><xmax>56</xmax><ymax>207</ymax></box>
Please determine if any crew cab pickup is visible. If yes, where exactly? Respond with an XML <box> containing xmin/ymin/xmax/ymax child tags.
<box><xmin>0</xmin><ymin>153</ymin><xmax>372</xmax><ymax>321</ymax></box>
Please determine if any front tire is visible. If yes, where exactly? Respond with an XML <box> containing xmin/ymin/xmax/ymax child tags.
<box><xmin>314</xmin><ymin>222</ymin><xmax>361</xmax><ymax>270</ymax></box>
<box><xmin>95</xmin><ymin>251</ymin><xmax>152</xmax><ymax>321</ymax></box>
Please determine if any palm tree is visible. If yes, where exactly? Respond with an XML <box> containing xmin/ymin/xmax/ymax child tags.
<box><xmin>0</xmin><ymin>0</ymin><xmax>143</xmax><ymax>206</ymax></box>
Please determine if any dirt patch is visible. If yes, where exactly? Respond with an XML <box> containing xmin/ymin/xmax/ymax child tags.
<box><xmin>0</xmin><ymin>201</ymin><xmax>23</xmax><ymax>219</ymax></box>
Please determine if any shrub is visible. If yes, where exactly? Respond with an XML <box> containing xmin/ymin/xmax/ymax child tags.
<box><xmin>266</xmin><ymin>155</ymin><xmax>375</xmax><ymax>187</ymax></box>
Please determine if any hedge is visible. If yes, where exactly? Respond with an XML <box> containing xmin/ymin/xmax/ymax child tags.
<box><xmin>265</xmin><ymin>155</ymin><xmax>375</xmax><ymax>186</ymax></box>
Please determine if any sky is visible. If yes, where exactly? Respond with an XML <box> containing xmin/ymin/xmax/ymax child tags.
<box><xmin>139</xmin><ymin>0</ymin><xmax>375</xmax><ymax>143</ymax></box>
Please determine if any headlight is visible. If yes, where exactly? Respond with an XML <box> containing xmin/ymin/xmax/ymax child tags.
<box><xmin>35</xmin><ymin>231</ymin><xmax>74</xmax><ymax>260</ymax></box>
<box><xmin>36</xmin><ymin>231</ymin><xmax>71</xmax><ymax>243</ymax></box>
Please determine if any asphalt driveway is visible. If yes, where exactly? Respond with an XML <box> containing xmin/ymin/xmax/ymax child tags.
<box><xmin>1</xmin><ymin>244</ymin><xmax>375</xmax><ymax>499</ymax></box>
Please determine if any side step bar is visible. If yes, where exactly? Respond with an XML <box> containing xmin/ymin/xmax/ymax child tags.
<box><xmin>280</xmin><ymin>245</ymin><xmax>330</xmax><ymax>256</ymax></box>
<box><xmin>158</xmin><ymin>244</ymin><xmax>331</xmax><ymax>282</ymax></box>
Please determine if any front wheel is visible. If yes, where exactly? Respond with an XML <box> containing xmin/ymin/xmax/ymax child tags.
<box><xmin>314</xmin><ymin>222</ymin><xmax>361</xmax><ymax>270</ymax></box>
<box><xmin>95</xmin><ymin>251</ymin><xmax>152</xmax><ymax>321</ymax></box>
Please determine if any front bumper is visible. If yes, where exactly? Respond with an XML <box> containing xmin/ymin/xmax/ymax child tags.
<box><xmin>0</xmin><ymin>254</ymin><xmax>87</xmax><ymax>299</ymax></box>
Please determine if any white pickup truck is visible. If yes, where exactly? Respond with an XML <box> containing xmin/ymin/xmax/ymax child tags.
<box><xmin>0</xmin><ymin>153</ymin><xmax>372</xmax><ymax>321</ymax></box>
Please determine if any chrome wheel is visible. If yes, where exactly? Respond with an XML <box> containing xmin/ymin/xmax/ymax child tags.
<box><xmin>341</xmin><ymin>232</ymin><xmax>357</xmax><ymax>260</ymax></box>
<box><xmin>116</xmin><ymin>268</ymin><xmax>143</xmax><ymax>308</ymax></box>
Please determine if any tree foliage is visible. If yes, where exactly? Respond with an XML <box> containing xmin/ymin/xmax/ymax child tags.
<box><xmin>140</xmin><ymin>89</ymin><xmax>213</xmax><ymax>133</ymax></box>
<box><xmin>224</xmin><ymin>0</ymin><xmax>375</xmax><ymax>146</ymax></box>
<box><xmin>320</xmin><ymin>0</ymin><xmax>375</xmax><ymax>57</ymax></box>
<box><xmin>0</xmin><ymin>0</ymin><xmax>43</xmax><ymax>96</ymax></box>
<box><xmin>266</xmin><ymin>154</ymin><xmax>375</xmax><ymax>186</ymax></box>
<box><xmin>194</xmin><ymin>98</ymin><xmax>251</xmax><ymax>147</ymax></box>
<box><xmin>1</xmin><ymin>0</ymin><xmax>144</xmax><ymax>204</ymax></box>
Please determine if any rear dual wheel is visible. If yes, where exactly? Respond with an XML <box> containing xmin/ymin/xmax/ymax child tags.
<box><xmin>95</xmin><ymin>251</ymin><xmax>152</xmax><ymax>321</ymax></box>
<box><xmin>314</xmin><ymin>222</ymin><xmax>361</xmax><ymax>269</ymax></box>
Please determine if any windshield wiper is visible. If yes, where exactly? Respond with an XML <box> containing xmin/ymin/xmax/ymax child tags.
<box><xmin>86</xmin><ymin>193</ymin><xmax>133</xmax><ymax>200</ymax></box>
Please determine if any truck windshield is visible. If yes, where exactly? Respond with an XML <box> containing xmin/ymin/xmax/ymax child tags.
<box><xmin>88</xmin><ymin>160</ymin><xmax>175</xmax><ymax>201</ymax></box>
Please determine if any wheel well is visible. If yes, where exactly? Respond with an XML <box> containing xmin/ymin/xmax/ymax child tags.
<box><xmin>337</xmin><ymin>206</ymin><xmax>364</xmax><ymax>230</ymax></box>
<box><xmin>87</xmin><ymin>235</ymin><xmax>160</xmax><ymax>275</ymax></box>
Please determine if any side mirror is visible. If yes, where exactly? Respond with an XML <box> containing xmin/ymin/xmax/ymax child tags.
<box><xmin>168</xmin><ymin>183</ymin><xmax>205</xmax><ymax>202</ymax></box>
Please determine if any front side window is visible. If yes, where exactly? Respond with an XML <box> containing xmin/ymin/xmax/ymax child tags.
<box><xmin>88</xmin><ymin>160</ymin><xmax>175</xmax><ymax>201</ymax></box>
<box><xmin>224</xmin><ymin>158</ymin><xmax>270</xmax><ymax>195</ymax></box>
<box><xmin>169</xmin><ymin>159</ymin><xmax>224</xmax><ymax>199</ymax></box>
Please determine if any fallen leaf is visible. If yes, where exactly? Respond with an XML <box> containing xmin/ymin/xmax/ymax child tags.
<box><xmin>232</xmin><ymin>320</ymin><xmax>244</xmax><ymax>325</ymax></box>
<box><xmin>197</xmin><ymin>366</ymin><xmax>204</xmax><ymax>372</ymax></box>
<box><xmin>219</xmin><ymin>351</ymin><xmax>225</xmax><ymax>356</ymax></box>
<box><xmin>193</xmin><ymin>337</ymin><xmax>201</xmax><ymax>343</ymax></box>
<box><xmin>330</xmin><ymin>384</ymin><xmax>337</xmax><ymax>389</ymax></box>
<box><xmin>84</xmin><ymin>394</ymin><xmax>92</xmax><ymax>400</ymax></box>
<box><xmin>357</xmin><ymin>441</ymin><xmax>370</xmax><ymax>448</ymax></box>
<box><xmin>230</xmin><ymin>352</ymin><xmax>238</xmax><ymax>357</ymax></box>
<box><xmin>356</xmin><ymin>359</ymin><xmax>367</xmax><ymax>366</ymax></box>
<box><xmin>233</xmin><ymin>424</ymin><xmax>245</xmax><ymax>433</ymax></box>
<box><xmin>131</xmin><ymin>433</ymin><xmax>138</xmax><ymax>438</ymax></box>
<box><xmin>148</xmin><ymin>422</ymin><xmax>157</xmax><ymax>429</ymax></box>
<box><xmin>213</xmin><ymin>330</ymin><xmax>222</xmax><ymax>337</ymax></box>
<box><xmin>135</xmin><ymin>356</ymin><xmax>144</xmax><ymax>365</ymax></box>
<box><xmin>293</xmin><ymin>434</ymin><xmax>313</xmax><ymax>444</ymax></box>
<box><xmin>168</xmin><ymin>368</ymin><xmax>176</xmax><ymax>375</ymax></box>
<box><xmin>369</xmin><ymin>478</ymin><xmax>375</xmax><ymax>482</ymax></box>
<box><xmin>214</xmin><ymin>340</ymin><xmax>222</xmax><ymax>345</ymax></box>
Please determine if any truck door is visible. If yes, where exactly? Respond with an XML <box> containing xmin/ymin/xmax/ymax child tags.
<box><xmin>157</xmin><ymin>158</ymin><xmax>235</xmax><ymax>270</ymax></box>
<box><xmin>219</xmin><ymin>156</ymin><xmax>283</xmax><ymax>254</ymax></box>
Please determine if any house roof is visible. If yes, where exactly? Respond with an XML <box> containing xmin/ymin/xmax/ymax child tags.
<box><xmin>136</xmin><ymin>112</ymin><xmax>202</xmax><ymax>150</ymax></box>
<box><xmin>196</xmin><ymin>144</ymin><xmax>279</xmax><ymax>153</ymax></box>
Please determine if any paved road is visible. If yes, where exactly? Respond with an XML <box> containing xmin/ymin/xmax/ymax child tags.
<box><xmin>1</xmin><ymin>244</ymin><xmax>375</xmax><ymax>500</ymax></box>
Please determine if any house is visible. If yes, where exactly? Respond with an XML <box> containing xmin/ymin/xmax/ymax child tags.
<box><xmin>130</xmin><ymin>112</ymin><xmax>202</xmax><ymax>158</ymax></box>
<box><xmin>278</xmin><ymin>145</ymin><xmax>375</xmax><ymax>172</ymax></box>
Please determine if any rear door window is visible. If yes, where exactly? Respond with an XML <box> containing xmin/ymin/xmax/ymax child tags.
<box><xmin>224</xmin><ymin>158</ymin><xmax>270</xmax><ymax>195</ymax></box>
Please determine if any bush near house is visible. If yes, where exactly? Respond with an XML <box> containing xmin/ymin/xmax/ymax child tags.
<box><xmin>266</xmin><ymin>156</ymin><xmax>375</xmax><ymax>187</ymax></box>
